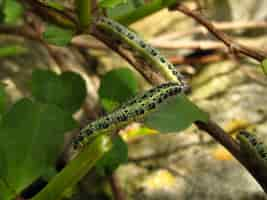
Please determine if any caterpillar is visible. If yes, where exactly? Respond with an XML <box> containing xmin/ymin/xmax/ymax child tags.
<box><xmin>73</xmin><ymin>17</ymin><xmax>189</xmax><ymax>149</ymax></box>
<box><xmin>94</xmin><ymin>16</ymin><xmax>186</xmax><ymax>87</ymax></box>
<box><xmin>237</xmin><ymin>131</ymin><xmax>267</xmax><ymax>161</ymax></box>
<box><xmin>73</xmin><ymin>83</ymin><xmax>184</xmax><ymax>149</ymax></box>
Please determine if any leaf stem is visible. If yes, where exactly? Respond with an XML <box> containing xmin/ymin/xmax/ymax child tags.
<box><xmin>75</xmin><ymin>0</ymin><xmax>92</xmax><ymax>28</ymax></box>
<box><xmin>31</xmin><ymin>135</ymin><xmax>112</xmax><ymax>200</ymax></box>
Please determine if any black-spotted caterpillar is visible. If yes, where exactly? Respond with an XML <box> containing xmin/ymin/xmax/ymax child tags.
<box><xmin>237</xmin><ymin>131</ymin><xmax>267</xmax><ymax>165</ymax></box>
<box><xmin>73</xmin><ymin>83</ymin><xmax>184</xmax><ymax>149</ymax></box>
<box><xmin>73</xmin><ymin>17</ymin><xmax>187</xmax><ymax>149</ymax></box>
<box><xmin>95</xmin><ymin>16</ymin><xmax>186</xmax><ymax>86</ymax></box>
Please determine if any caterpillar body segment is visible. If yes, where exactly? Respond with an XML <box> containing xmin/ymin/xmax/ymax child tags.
<box><xmin>119</xmin><ymin>82</ymin><xmax>185</xmax><ymax>109</ymax></box>
<box><xmin>73</xmin><ymin>83</ymin><xmax>183</xmax><ymax>149</ymax></box>
<box><xmin>95</xmin><ymin>17</ymin><xmax>186</xmax><ymax>87</ymax></box>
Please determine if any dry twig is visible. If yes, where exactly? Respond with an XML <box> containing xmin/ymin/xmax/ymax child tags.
<box><xmin>151</xmin><ymin>20</ymin><xmax>267</xmax><ymax>42</ymax></box>
<box><xmin>170</xmin><ymin>3</ymin><xmax>267</xmax><ymax>62</ymax></box>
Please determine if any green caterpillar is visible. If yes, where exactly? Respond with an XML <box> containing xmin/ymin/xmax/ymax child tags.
<box><xmin>73</xmin><ymin>83</ymin><xmax>184</xmax><ymax>149</ymax></box>
<box><xmin>237</xmin><ymin>131</ymin><xmax>267</xmax><ymax>164</ymax></box>
<box><xmin>95</xmin><ymin>16</ymin><xmax>186</xmax><ymax>87</ymax></box>
<box><xmin>73</xmin><ymin>17</ymin><xmax>188</xmax><ymax>149</ymax></box>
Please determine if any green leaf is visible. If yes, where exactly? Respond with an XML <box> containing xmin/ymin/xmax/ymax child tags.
<box><xmin>42</xmin><ymin>24</ymin><xmax>75</xmax><ymax>46</ymax></box>
<box><xmin>99</xmin><ymin>68</ymin><xmax>139</xmax><ymax>112</ymax></box>
<box><xmin>0</xmin><ymin>99</ymin><xmax>77</xmax><ymax>200</ymax></box>
<box><xmin>108</xmin><ymin>0</ymin><xmax>178</xmax><ymax>25</ymax></box>
<box><xmin>95</xmin><ymin>135</ymin><xmax>128</xmax><ymax>176</ymax></box>
<box><xmin>144</xmin><ymin>94</ymin><xmax>209</xmax><ymax>133</ymax></box>
<box><xmin>107</xmin><ymin>0</ymin><xmax>144</xmax><ymax>19</ymax></box>
<box><xmin>0</xmin><ymin>84</ymin><xmax>6</xmax><ymax>116</ymax></box>
<box><xmin>261</xmin><ymin>59</ymin><xmax>267</xmax><ymax>75</ymax></box>
<box><xmin>31</xmin><ymin>69</ymin><xmax>87</xmax><ymax>114</ymax></box>
<box><xmin>3</xmin><ymin>0</ymin><xmax>23</xmax><ymax>24</ymax></box>
<box><xmin>99</xmin><ymin>0</ymin><xmax>128</xmax><ymax>8</ymax></box>
<box><xmin>0</xmin><ymin>45</ymin><xmax>28</xmax><ymax>58</ymax></box>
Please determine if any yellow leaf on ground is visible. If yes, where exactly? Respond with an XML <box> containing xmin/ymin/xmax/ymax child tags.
<box><xmin>141</xmin><ymin>170</ymin><xmax>176</xmax><ymax>190</ymax></box>
<box><xmin>212</xmin><ymin>147</ymin><xmax>233</xmax><ymax>161</ymax></box>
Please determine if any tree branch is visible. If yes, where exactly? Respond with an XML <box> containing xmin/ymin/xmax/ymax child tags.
<box><xmin>151</xmin><ymin>20</ymin><xmax>267</xmax><ymax>42</ymax></box>
<box><xmin>170</xmin><ymin>3</ymin><xmax>267</xmax><ymax>62</ymax></box>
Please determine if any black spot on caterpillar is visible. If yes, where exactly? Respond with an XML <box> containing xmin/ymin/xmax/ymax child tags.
<box><xmin>73</xmin><ymin>83</ymin><xmax>183</xmax><ymax>149</ymax></box>
<box><xmin>95</xmin><ymin>16</ymin><xmax>186</xmax><ymax>87</ymax></box>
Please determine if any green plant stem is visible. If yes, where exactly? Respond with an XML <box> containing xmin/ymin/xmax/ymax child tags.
<box><xmin>75</xmin><ymin>0</ymin><xmax>91</xmax><ymax>28</ymax></box>
<box><xmin>113</xmin><ymin>0</ymin><xmax>180</xmax><ymax>25</ymax></box>
<box><xmin>31</xmin><ymin>135</ymin><xmax>112</xmax><ymax>200</ymax></box>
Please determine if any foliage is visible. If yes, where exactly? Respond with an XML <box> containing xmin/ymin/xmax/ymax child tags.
<box><xmin>0</xmin><ymin>99</ymin><xmax>77</xmax><ymax>200</ymax></box>
<box><xmin>31</xmin><ymin>69</ymin><xmax>87</xmax><ymax>114</ymax></box>
<box><xmin>99</xmin><ymin>68</ymin><xmax>139</xmax><ymax>111</ymax></box>
<box><xmin>95</xmin><ymin>135</ymin><xmax>128</xmax><ymax>176</ymax></box>
<box><xmin>2</xmin><ymin>0</ymin><xmax>23</xmax><ymax>24</ymax></box>
<box><xmin>144</xmin><ymin>94</ymin><xmax>209</xmax><ymax>133</ymax></box>
<box><xmin>0</xmin><ymin>69</ymin><xmax>89</xmax><ymax>199</ymax></box>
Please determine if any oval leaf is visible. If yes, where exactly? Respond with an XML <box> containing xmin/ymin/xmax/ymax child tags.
<box><xmin>144</xmin><ymin>94</ymin><xmax>209</xmax><ymax>133</ymax></box>
<box><xmin>31</xmin><ymin>70</ymin><xmax>87</xmax><ymax>114</ymax></box>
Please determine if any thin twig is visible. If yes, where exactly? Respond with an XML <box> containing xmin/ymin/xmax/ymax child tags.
<box><xmin>150</xmin><ymin>39</ymin><xmax>264</xmax><ymax>50</ymax></box>
<box><xmin>170</xmin><ymin>3</ymin><xmax>267</xmax><ymax>62</ymax></box>
<box><xmin>151</xmin><ymin>20</ymin><xmax>267</xmax><ymax>42</ymax></box>
<box><xmin>168</xmin><ymin>53</ymin><xmax>225</xmax><ymax>65</ymax></box>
